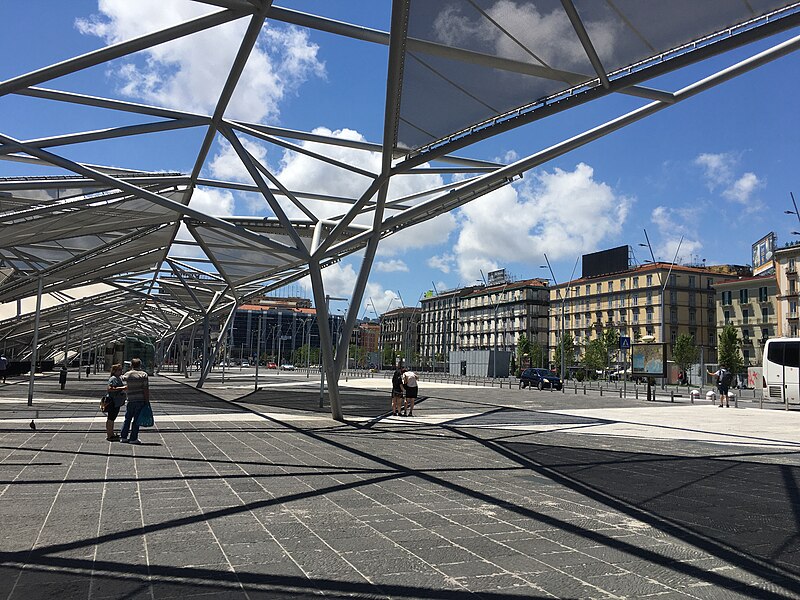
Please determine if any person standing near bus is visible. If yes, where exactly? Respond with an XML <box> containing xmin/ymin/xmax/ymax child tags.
<box><xmin>708</xmin><ymin>366</ymin><xmax>732</xmax><ymax>408</ymax></box>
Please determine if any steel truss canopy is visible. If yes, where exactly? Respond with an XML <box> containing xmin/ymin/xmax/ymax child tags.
<box><xmin>0</xmin><ymin>0</ymin><xmax>798</xmax><ymax>419</ymax></box>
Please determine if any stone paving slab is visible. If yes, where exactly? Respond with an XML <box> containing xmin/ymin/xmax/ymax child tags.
<box><xmin>0</xmin><ymin>374</ymin><xmax>799</xmax><ymax>599</ymax></box>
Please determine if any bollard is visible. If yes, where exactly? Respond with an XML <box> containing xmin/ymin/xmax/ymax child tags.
<box><xmin>600</xmin><ymin>388</ymin><xmax>603</xmax><ymax>397</ymax></box>
<box><xmin>690</xmin><ymin>389</ymin><xmax>700</xmax><ymax>404</ymax></box>
<box><xmin>583</xmin><ymin>386</ymin><xmax>586</xmax><ymax>395</ymax></box>
<box><xmin>730</xmin><ymin>391</ymin><xmax>737</xmax><ymax>408</ymax></box>
<box><xmin>635</xmin><ymin>388</ymin><xmax>638</xmax><ymax>400</ymax></box>
<box><xmin>706</xmin><ymin>390</ymin><xmax>717</xmax><ymax>405</ymax></box>
<box><xmin>619</xmin><ymin>389</ymin><xmax>622</xmax><ymax>399</ymax></box>
<box><xmin>670</xmin><ymin>390</ymin><xmax>674</xmax><ymax>403</ymax></box>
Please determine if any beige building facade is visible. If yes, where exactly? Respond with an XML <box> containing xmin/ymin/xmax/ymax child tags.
<box><xmin>774</xmin><ymin>243</ymin><xmax>800</xmax><ymax>337</ymax></box>
<box><xmin>715</xmin><ymin>275</ymin><xmax>778</xmax><ymax>367</ymax></box>
<box><xmin>549</xmin><ymin>262</ymin><xmax>745</xmax><ymax>368</ymax></box>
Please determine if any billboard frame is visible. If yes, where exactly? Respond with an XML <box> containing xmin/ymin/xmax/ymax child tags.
<box><xmin>631</xmin><ymin>343</ymin><xmax>667</xmax><ymax>378</ymax></box>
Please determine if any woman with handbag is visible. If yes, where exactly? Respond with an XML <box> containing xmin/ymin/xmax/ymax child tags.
<box><xmin>105</xmin><ymin>364</ymin><xmax>127</xmax><ymax>441</ymax></box>
<box><xmin>120</xmin><ymin>358</ymin><xmax>150</xmax><ymax>445</ymax></box>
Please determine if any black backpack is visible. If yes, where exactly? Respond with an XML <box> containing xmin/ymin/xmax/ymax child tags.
<box><xmin>720</xmin><ymin>369</ymin><xmax>734</xmax><ymax>387</ymax></box>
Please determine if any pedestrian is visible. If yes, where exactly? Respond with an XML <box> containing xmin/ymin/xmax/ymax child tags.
<box><xmin>58</xmin><ymin>365</ymin><xmax>68</xmax><ymax>390</ymax></box>
<box><xmin>85</xmin><ymin>365</ymin><xmax>91</xmax><ymax>378</ymax></box>
<box><xmin>0</xmin><ymin>352</ymin><xmax>8</xmax><ymax>383</ymax></box>
<box><xmin>105</xmin><ymin>363</ymin><xmax>127</xmax><ymax>442</ymax></box>
<box><xmin>708</xmin><ymin>365</ymin><xmax>732</xmax><ymax>408</ymax></box>
<box><xmin>401</xmin><ymin>368</ymin><xmax>419</xmax><ymax>417</ymax></box>
<box><xmin>391</xmin><ymin>366</ymin><xmax>404</xmax><ymax>416</ymax></box>
<box><xmin>120</xmin><ymin>358</ymin><xmax>150</xmax><ymax>445</ymax></box>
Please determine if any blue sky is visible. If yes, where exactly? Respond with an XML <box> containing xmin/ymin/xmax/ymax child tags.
<box><xmin>1</xmin><ymin>1</ymin><xmax>798</xmax><ymax>318</ymax></box>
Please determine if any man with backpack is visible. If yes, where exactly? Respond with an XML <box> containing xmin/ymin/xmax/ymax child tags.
<box><xmin>708</xmin><ymin>366</ymin><xmax>733</xmax><ymax>408</ymax></box>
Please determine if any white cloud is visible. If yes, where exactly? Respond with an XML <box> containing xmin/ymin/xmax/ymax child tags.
<box><xmin>375</xmin><ymin>259</ymin><xmax>409</xmax><ymax>273</ymax></box>
<box><xmin>723</xmin><ymin>172</ymin><xmax>762</xmax><ymax>204</ymax></box>
<box><xmin>364</xmin><ymin>283</ymin><xmax>401</xmax><ymax>316</ymax></box>
<box><xmin>453</xmin><ymin>163</ymin><xmax>631</xmax><ymax>282</ymax></box>
<box><xmin>650</xmin><ymin>205</ymin><xmax>703</xmax><ymax>263</ymax></box>
<box><xmin>427</xmin><ymin>253</ymin><xmax>455</xmax><ymax>274</ymax></box>
<box><xmin>694</xmin><ymin>152</ymin><xmax>762</xmax><ymax>205</ymax></box>
<box><xmin>694</xmin><ymin>153</ymin><xmax>735</xmax><ymax>190</ymax></box>
<box><xmin>188</xmin><ymin>186</ymin><xmax>235</xmax><ymax>216</ymax></box>
<box><xmin>76</xmin><ymin>1</ymin><xmax>325</xmax><ymax>122</ymax></box>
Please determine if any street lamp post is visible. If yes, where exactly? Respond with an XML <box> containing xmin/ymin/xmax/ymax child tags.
<box><xmin>640</xmin><ymin>230</ymin><xmax>683</xmax><ymax>389</ymax></box>
<box><xmin>542</xmin><ymin>255</ymin><xmax>565</xmax><ymax>388</ymax></box>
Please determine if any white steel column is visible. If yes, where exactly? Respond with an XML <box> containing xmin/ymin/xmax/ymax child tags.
<box><xmin>26</xmin><ymin>275</ymin><xmax>44</xmax><ymax>406</ymax></box>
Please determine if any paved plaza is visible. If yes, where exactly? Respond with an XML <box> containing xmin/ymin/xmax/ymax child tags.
<box><xmin>1</xmin><ymin>371</ymin><xmax>800</xmax><ymax>599</ymax></box>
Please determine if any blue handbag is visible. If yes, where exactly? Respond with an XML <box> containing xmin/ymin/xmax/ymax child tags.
<box><xmin>138</xmin><ymin>403</ymin><xmax>154</xmax><ymax>427</ymax></box>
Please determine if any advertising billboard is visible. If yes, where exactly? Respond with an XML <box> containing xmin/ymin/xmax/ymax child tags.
<box><xmin>582</xmin><ymin>246</ymin><xmax>629</xmax><ymax>278</ymax></box>
<box><xmin>631</xmin><ymin>343</ymin><xmax>666</xmax><ymax>377</ymax></box>
<box><xmin>752</xmin><ymin>232</ymin><xmax>776</xmax><ymax>276</ymax></box>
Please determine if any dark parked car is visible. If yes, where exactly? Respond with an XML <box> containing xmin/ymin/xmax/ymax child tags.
<box><xmin>519</xmin><ymin>368</ymin><xmax>562</xmax><ymax>390</ymax></box>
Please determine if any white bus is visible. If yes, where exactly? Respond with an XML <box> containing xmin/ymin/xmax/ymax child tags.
<box><xmin>763</xmin><ymin>338</ymin><xmax>800</xmax><ymax>405</ymax></box>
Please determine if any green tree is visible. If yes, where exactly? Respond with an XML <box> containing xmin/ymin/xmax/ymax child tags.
<box><xmin>717</xmin><ymin>324</ymin><xmax>744</xmax><ymax>374</ymax></box>
<box><xmin>601</xmin><ymin>328</ymin><xmax>620</xmax><ymax>370</ymax></box>
<box><xmin>582</xmin><ymin>338</ymin><xmax>606</xmax><ymax>375</ymax></box>
<box><xmin>530</xmin><ymin>341</ymin><xmax>544</xmax><ymax>369</ymax></box>
<box><xmin>554</xmin><ymin>332</ymin><xmax>575</xmax><ymax>375</ymax></box>
<box><xmin>516</xmin><ymin>334</ymin><xmax>532</xmax><ymax>369</ymax></box>
<box><xmin>672</xmin><ymin>333</ymin><xmax>699</xmax><ymax>384</ymax></box>
<box><xmin>381</xmin><ymin>345</ymin><xmax>396</xmax><ymax>368</ymax></box>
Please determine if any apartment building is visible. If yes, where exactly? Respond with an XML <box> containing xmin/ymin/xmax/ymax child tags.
<box><xmin>715</xmin><ymin>275</ymin><xmax>778</xmax><ymax>367</ymax></box>
<box><xmin>458</xmin><ymin>278</ymin><xmax>550</xmax><ymax>353</ymax></box>
<box><xmin>419</xmin><ymin>286</ymin><xmax>480</xmax><ymax>365</ymax></box>
<box><xmin>379</xmin><ymin>307</ymin><xmax>421</xmax><ymax>366</ymax></box>
<box><xmin>548</xmin><ymin>261</ymin><xmax>744</xmax><ymax>366</ymax></box>
<box><xmin>774</xmin><ymin>242</ymin><xmax>800</xmax><ymax>336</ymax></box>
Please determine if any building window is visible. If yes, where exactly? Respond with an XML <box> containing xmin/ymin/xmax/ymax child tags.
<box><xmin>646</xmin><ymin>275</ymin><xmax>653</xmax><ymax>286</ymax></box>
<box><xmin>633</xmin><ymin>293</ymin><xmax>638</xmax><ymax>306</ymax></box>
<box><xmin>791</xmin><ymin>301</ymin><xmax>798</xmax><ymax>317</ymax></box>
<box><xmin>739</xmin><ymin>289</ymin><xmax>749</xmax><ymax>304</ymax></box>
<box><xmin>689</xmin><ymin>309</ymin><xmax>696</xmax><ymax>325</ymax></box>
<box><xmin>608</xmin><ymin>282</ymin><xmax>614</xmax><ymax>293</ymax></box>
<box><xmin>620</xmin><ymin>280</ymin><xmax>626</xmax><ymax>291</ymax></box>
<box><xmin>646</xmin><ymin>290</ymin><xmax>653</xmax><ymax>304</ymax></box>
<box><xmin>791</xmin><ymin>280</ymin><xmax>797</xmax><ymax>294</ymax></box>
<box><xmin>742</xmin><ymin>308</ymin><xmax>749</xmax><ymax>324</ymax></box>
<box><xmin>759</xmin><ymin>286</ymin><xmax>769</xmax><ymax>302</ymax></box>
<box><xmin>724</xmin><ymin>310</ymin><xmax>730</xmax><ymax>324</ymax></box>
<box><xmin>586</xmin><ymin>284</ymin><xmax>590</xmax><ymax>296</ymax></box>
<box><xmin>633</xmin><ymin>277</ymin><xmax>639</xmax><ymax>288</ymax></box>
<box><xmin>646</xmin><ymin>308</ymin><xmax>653</xmax><ymax>323</ymax></box>
<box><xmin>721</xmin><ymin>291</ymin><xmax>732</xmax><ymax>305</ymax></box>
<box><xmin>762</xmin><ymin>306</ymin><xmax>769</xmax><ymax>322</ymax></box>
<box><xmin>670</xmin><ymin>308</ymin><xmax>677</xmax><ymax>325</ymax></box>
<box><xmin>689</xmin><ymin>275</ymin><xmax>696</xmax><ymax>288</ymax></box>
<box><xmin>689</xmin><ymin>291</ymin><xmax>696</xmax><ymax>307</ymax></box>
<box><xmin>633</xmin><ymin>309</ymin><xmax>639</xmax><ymax>324</ymax></box>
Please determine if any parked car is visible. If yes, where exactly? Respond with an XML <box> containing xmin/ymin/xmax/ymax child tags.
<box><xmin>519</xmin><ymin>368</ymin><xmax>562</xmax><ymax>390</ymax></box>
<box><xmin>241</xmin><ymin>361</ymin><xmax>250</xmax><ymax>368</ymax></box>
<box><xmin>267</xmin><ymin>362</ymin><xmax>278</xmax><ymax>369</ymax></box>
<box><xmin>280</xmin><ymin>364</ymin><xmax>295</xmax><ymax>371</ymax></box>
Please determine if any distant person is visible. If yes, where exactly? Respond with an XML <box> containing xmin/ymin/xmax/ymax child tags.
<box><xmin>120</xmin><ymin>358</ymin><xmax>150</xmax><ymax>445</ymax></box>
<box><xmin>0</xmin><ymin>352</ymin><xmax>8</xmax><ymax>383</ymax></box>
<box><xmin>85</xmin><ymin>365</ymin><xmax>91</xmax><ymax>378</ymax></box>
<box><xmin>391</xmin><ymin>367</ymin><xmax>404</xmax><ymax>416</ymax></box>
<box><xmin>58</xmin><ymin>365</ymin><xmax>68</xmax><ymax>390</ymax></box>
<box><xmin>708</xmin><ymin>365</ymin><xmax>732</xmax><ymax>408</ymax></box>
<box><xmin>105</xmin><ymin>364</ymin><xmax>127</xmax><ymax>442</ymax></box>
<box><xmin>401</xmin><ymin>368</ymin><xmax>419</xmax><ymax>417</ymax></box>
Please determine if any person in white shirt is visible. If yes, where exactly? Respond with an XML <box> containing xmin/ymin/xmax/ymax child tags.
<box><xmin>401</xmin><ymin>369</ymin><xmax>419</xmax><ymax>417</ymax></box>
